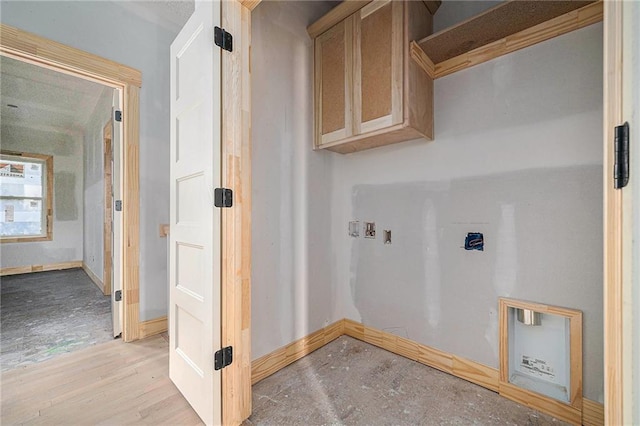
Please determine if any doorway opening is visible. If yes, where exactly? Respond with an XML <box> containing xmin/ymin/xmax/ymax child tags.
<box><xmin>0</xmin><ymin>23</ymin><xmax>142</xmax><ymax>343</ymax></box>
<box><xmin>0</xmin><ymin>55</ymin><xmax>122</xmax><ymax>369</ymax></box>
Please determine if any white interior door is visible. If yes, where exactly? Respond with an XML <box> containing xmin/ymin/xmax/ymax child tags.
<box><xmin>111</xmin><ymin>93</ymin><xmax>123</xmax><ymax>339</ymax></box>
<box><xmin>169</xmin><ymin>1</ymin><xmax>222</xmax><ymax>424</ymax></box>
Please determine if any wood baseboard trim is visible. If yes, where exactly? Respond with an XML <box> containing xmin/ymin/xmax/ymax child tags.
<box><xmin>251</xmin><ymin>318</ymin><xmax>604</xmax><ymax>426</ymax></box>
<box><xmin>342</xmin><ymin>319</ymin><xmax>499</xmax><ymax>392</ymax></box>
<box><xmin>251</xmin><ymin>320</ymin><xmax>344</xmax><ymax>385</ymax></box>
<box><xmin>82</xmin><ymin>262</ymin><xmax>105</xmax><ymax>294</ymax></box>
<box><xmin>138</xmin><ymin>316</ymin><xmax>168</xmax><ymax>339</ymax></box>
<box><xmin>0</xmin><ymin>261</ymin><xmax>83</xmax><ymax>277</ymax></box>
<box><xmin>582</xmin><ymin>397</ymin><xmax>604</xmax><ymax>426</ymax></box>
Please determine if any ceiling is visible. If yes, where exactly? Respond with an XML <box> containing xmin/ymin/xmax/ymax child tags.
<box><xmin>113</xmin><ymin>0</ymin><xmax>195</xmax><ymax>33</ymax></box>
<box><xmin>0</xmin><ymin>56</ymin><xmax>111</xmax><ymax>136</ymax></box>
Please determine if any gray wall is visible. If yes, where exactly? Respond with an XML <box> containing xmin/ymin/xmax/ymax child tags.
<box><xmin>331</xmin><ymin>23</ymin><xmax>604</xmax><ymax>402</ymax></box>
<box><xmin>1</xmin><ymin>1</ymin><xmax>179</xmax><ymax>320</ymax></box>
<box><xmin>82</xmin><ymin>88</ymin><xmax>113</xmax><ymax>281</ymax></box>
<box><xmin>251</xmin><ymin>1</ymin><xmax>337</xmax><ymax>359</ymax></box>
<box><xmin>0</xmin><ymin>126</ymin><xmax>84</xmax><ymax>267</ymax></box>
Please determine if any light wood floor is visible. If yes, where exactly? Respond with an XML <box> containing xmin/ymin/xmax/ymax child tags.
<box><xmin>1</xmin><ymin>334</ymin><xmax>203</xmax><ymax>425</ymax></box>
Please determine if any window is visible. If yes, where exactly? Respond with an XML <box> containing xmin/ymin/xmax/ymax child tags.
<box><xmin>0</xmin><ymin>151</ymin><xmax>53</xmax><ymax>242</ymax></box>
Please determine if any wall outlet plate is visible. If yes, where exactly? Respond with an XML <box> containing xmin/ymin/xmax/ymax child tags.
<box><xmin>383</xmin><ymin>229</ymin><xmax>391</xmax><ymax>244</ymax></box>
<box><xmin>349</xmin><ymin>221</ymin><xmax>360</xmax><ymax>237</ymax></box>
<box><xmin>364</xmin><ymin>222</ymin><xmax>375</xmax><ymax>239</ymax></box>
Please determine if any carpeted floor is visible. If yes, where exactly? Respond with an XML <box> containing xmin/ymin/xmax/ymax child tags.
<box><xmin>245</xmin><ymin>336</ymin><xmax>567</xmax><ymax>425</ymax></box>
<box><xmin>1</xmin><ymin>268</ymin><xmax>112</xmax><ymax>371</ymax></box>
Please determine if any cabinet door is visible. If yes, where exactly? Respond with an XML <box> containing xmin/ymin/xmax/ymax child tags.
<box><xmin>354</xmin><ymin>0</ymin><xmax>403</xmax><ymax>135</ymax></box>
<box><xmin>315</xmin><ymin>18</ymin><xmax>353</xmax><ymax>147</ymax></box>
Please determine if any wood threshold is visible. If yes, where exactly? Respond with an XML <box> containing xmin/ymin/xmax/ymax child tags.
<box><xmin>252</xmin><ymin>319</ymin><xmax>604</xmax><ymax>426</ymax></box>
<box><xmin>0</xmin><ymin>261</ymin><xmax>82</xmax><ymax>276</ymax></box>
<box><xmin>0</xmin><ymin>24</ymin><xmax>141</xmax><ymax>343</ymax></box>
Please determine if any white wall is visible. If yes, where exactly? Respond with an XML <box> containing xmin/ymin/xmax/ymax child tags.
<box><xmin>0</xmin><ymin>1</ymin><xmax>180</xmax><ymax>320</ymax></box>
<box><xmin>331</xmin><ymin>24</ymin><xmax>604</xmax><ymax>402</ymax></box>
<box><xmin>251</xmin><ymin>1</ymin><xmax>337</xmax><ymax>359</ymax></box>
<box><xmin>0</xmin><ymin>126</ymin><xmax>84</xmax><ymax>267</ymax></box>
<box><xmin>82</xmin><ymin>88</ymin><xmax>113</xmax><ymax>281</ymax></box>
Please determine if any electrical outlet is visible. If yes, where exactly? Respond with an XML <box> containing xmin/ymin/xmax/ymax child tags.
<box><xmin>364</xmin><ymin>222</ymin><xmax>375</xmax><ymax>239</ymax></box>
<box><xmin>383</xmin><ymin>230</ymin><xmax>391</xmax><ymax>244</ymax></box>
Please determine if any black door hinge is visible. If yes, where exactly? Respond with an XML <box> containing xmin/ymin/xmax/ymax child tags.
<box><xmin>114</xmin><ymin>110</ymin><xmax>122</xmax><ymax>122</ymax></box>
<box><xmin>214</xmin><ymin>27</ymin><xmax>233</xmax><ymax>52</ymax></box>
<box><xmin>115</xmin><ymin>290</ymin><xmax>122</xmax><ymax>301</ymax></box>
<box><xmin>214</xmin><ymin>346</ymin><xmax>233</xmax><ymax>370</ymax></box>
<box><xmin>614</xmin><ymin>122</ymin><xmax>630</xmax><ymax>189</ymax></box>
<box><xmin>214</xmin><ymin>188</ymin><xmax>233</xmax><ymax>208</ymax></box>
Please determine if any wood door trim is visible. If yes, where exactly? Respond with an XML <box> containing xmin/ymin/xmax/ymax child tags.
<box><xmin>103</xmin><ymin>121</ymin><xmax>113</xmax><ymax>296</ymax></box>
<box><xmin>603</xmin><ymin>1</ymin><xmax>628</xmax><ymax>424</ymax></box>
<box><xmin>0</xmin><ymin>24</ymin><xmax>141</xmax><ymax>343</ymax></box>
<box><xmin>222</xmin><ymin>1</ymin><xmax>252</xmax><ymax>423</ymax></box>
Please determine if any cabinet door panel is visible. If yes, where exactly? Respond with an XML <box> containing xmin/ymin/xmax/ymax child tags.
<box><xmin>355</xmin><ymin>0</ymin><xmax>403</xmax><ymax>134</ymax></box>
<box><xmin>315</xmin><ymin>19</ymin><xmax>352</xmax><ymax>146</ymax></box>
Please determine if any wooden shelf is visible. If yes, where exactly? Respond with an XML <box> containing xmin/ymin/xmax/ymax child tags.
<box><xmin>416</xmin><ymin>0</ymin><xmax>602</xmax><ymax>79</ymax></box>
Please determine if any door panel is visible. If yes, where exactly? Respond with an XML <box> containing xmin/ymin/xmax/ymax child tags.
<box><xmin>170</xmin><ymin>1</ymin><xmax>222</xmax><ymax>425</ymax></box>
<box><xmin>111</xmin><ymin>97</ymin><xmax>123</xmax><ymax>338</ymax></box>
<box><xmin>355</xmin><ymin>0</ymin><xmax>403</xmax><ymax>134</ymax></box>
<box><xmin>315</xmin><ymin>18</ymin><xmax>353</xmax><ymax>146</ymax></box>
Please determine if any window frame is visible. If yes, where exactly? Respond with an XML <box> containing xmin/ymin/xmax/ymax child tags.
<box><xmin>0</xmin><ymin>150</ymin><xmax>53</xmax><ymax>243</ymax></box>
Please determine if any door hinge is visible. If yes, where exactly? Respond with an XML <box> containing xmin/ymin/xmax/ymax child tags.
<box><xmin>114</xmin><ymin>110</ymin><xmax>122</xmax><ymax>122</ymax></box>
<box><xmin>614</xmin><ymin>122</ymin><xmax>630</xmax><ymax>189</ymax></box>
<box><xmin>214</xmin><ymin>188</ymin><xmax>233</xmax><ymax>208</ymax></box>
<box><xmin>115</xmin><ymin>200</ymin><xmax>123</xmax><ymax>211</ymax></box>
<box><xmin>214</xmin><ymin>346</ymin><xmax>233</xmax><ymax>370</ymax></box>
<box><xmin>115</xmin><ymin>290</ymin><xmax>122</xmax><ymax>301</ymax></box>
<box><xmin>214</xmin><ymin>26</ymin><xmax>233</xmax><ymax>52</ymax></box>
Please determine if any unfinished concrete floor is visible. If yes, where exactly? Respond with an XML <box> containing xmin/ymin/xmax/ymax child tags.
<box><xmin>246</xmin><ymin>336</ymin><xmax>567</xmax><ymax>426</ymax></box>
<box><xmin>1</xmin><ymin>268</ymin><xmax>112</xmax><ymax>371</ymax></box>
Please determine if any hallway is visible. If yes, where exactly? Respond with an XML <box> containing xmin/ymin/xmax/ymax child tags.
<box><xmin>1</xmin><ymin>268</ymin><xmax>112</xmax><ymax>371</ymax></box>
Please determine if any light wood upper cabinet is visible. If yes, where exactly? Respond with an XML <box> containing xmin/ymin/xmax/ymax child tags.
<box><xmin>315</xmin><ymin>18</ymin><xmax>353</xmax><ymax>146</ymax></box>
<box><xmin>311</xmin><ymin>0</ymin><xmax>435</xmax><ymax>154</ymax></box>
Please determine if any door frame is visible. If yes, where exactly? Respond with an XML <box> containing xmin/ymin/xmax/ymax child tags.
<box><xmin>103</xmin><ymin>120</ymin><xmax>113</xmax><ymax>296</ymax></box>
<box><xmin>0</xmin><ymin>24</ymin><xmax>142</xmax><ymax>342</ymax></box>
<box><xmin>603</xmin><ymin>1</ymin><xmax>634</xmax><ymax>424</ymax></box>
<box><xmin>219</xmin><ymin>1</ymin><xmax>253</xmax><ymax>423</ymax></box>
